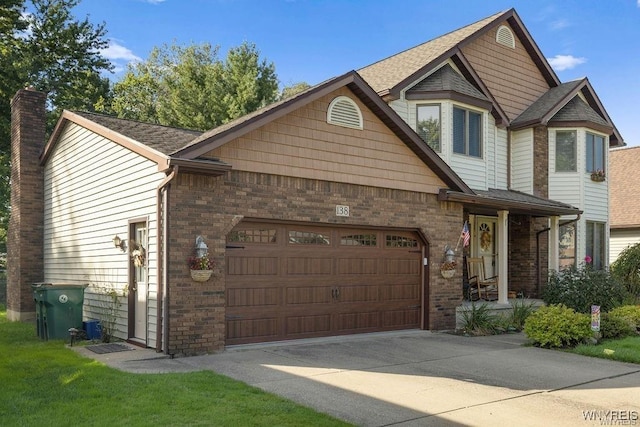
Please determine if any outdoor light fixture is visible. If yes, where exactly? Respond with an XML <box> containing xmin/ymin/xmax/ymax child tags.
<box><xmin>113</xmin><ymin>235</ymin><xmax>126</xmax><ymax>251</ymax></box>
<box><xmin>444</xmin><ymin>246</ymin><xmax>455</xmax><ymax>263</ymax></box>
<box><xmin>195</xmin><ymin>235</ymin><xmax>208</xmax><ymax>258</ymax></box>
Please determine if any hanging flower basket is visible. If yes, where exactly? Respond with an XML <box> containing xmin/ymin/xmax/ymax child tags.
<box><xmin>441</xmin><ymin>269</ymin><xmax>455</xmax><ymax>279</ymax></box>
<box><xmin>190</xmin><ymin>269</ymin><xmax>213</xmax><ymax>282</ymax></box>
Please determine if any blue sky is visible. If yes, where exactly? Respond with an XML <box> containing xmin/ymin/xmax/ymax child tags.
<box><xmin>69</xmin><ymin>0</ymin><xmax>640</xmax><ymax>145</ymax></box>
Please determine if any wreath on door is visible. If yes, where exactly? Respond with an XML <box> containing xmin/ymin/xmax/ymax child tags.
<box><xmin>479</xmin><ymin>223</ymin><xmax>492</xmax><ymax>251</ymax></box>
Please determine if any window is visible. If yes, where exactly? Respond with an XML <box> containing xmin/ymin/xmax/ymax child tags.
<box><xmin>586</xmin><ymin>132</ymin><xmax>605</xmax><ymax>174</ymax></box>
<box><xmin>586</xmin><ymin>221</ymin><xmax>606</xmax><ymax>270</ymax></box>
<box><xmin>386</xmin><ymin>235</ymin><xmax>418</xmax><ymax>248</ymax></box>
<box><xmin>555</xmin><ymin>130</ymin><xmax>577</xmax><ymax>172</ymax></box>
<box><xmin>558</xmin><ymin>223</ymin><xmax>576</xmax><ymax>269</ymax></box>
<box><xmin>288</xmin><ymin>230</ymin><xmax>330</xmax><ymax>245</ymax></box>
<box><xmin>416</xmin><ymin>104</ymin><xmax>440</xmax><ymax>151</ymax></box>
<box><xmin>340</xmin><ymin>233</ymin><xmax>377</xmax><ymax>246</ymax></box>
<box><xmin>453</xmin><ymin>107</ymin><xmax>482</xmax><ymax>157</ymax></box>
<box><xmin>228</xmin><ymin>228</ymin><xmax>276</xmax><ymax>243</ymax></box>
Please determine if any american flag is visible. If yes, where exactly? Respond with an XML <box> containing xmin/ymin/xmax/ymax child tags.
<box><xmin>461</xmin><ymin>221</ymin><xmax>470</xmax><ymax>247</ymax></box>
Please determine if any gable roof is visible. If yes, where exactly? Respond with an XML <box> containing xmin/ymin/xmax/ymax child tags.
<box><xmin>174</xmin><ymin>70</ymin><xmax>473</xmax><ymax>194</ymax></box>
<box><xmin>610</xmin><ymin>146</ymin><xmax>640</xmax><ymax>228</ymax></box>
<box><xmin>358</xmin><ymin>9</ymin><xmax>559</xmax><ymax>100</ymax></box>
<box><xmin>511</xmin><ymin>78</ymin><xmax>622</xmax><ymax>146</ymax></box>
<box><xmin>405</xmin><ymin>64</ymin><xmax>492</xmax><ymax>111</ymax></box>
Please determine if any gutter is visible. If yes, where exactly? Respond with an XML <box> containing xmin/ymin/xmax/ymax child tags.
<box><xmin>155</xmin><ymin>166</ymin><xmax>179</xmax><ymax>354</ymax></box>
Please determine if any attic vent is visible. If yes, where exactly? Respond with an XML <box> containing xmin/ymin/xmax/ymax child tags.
<box><xmin>496</xmin><ymin>25</ymin><xmax>515</xmax><ymax>48</ymax></box>
<box><xmin>327</xmin><ymin>96</ymin><xmax>363</xmax><ymax>130</ymax></box>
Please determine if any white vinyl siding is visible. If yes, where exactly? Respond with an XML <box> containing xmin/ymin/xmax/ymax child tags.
<box><xmin>389</xmin><ymin>99</ymin><xmax>408</xmax><ymax>123</ymax></box>
<box><xmin>43</xmin><ymin>122</ymin><xmax>164</xmax><ymax>345</ymax></box>
<box><xmin>549</xmin><ymin>128</ymin><xmax>609</xmax><ymax>267</ymax></box>
<box><xmin>511</xmin><ymin>129</ymin><xmax>534</xmax><ymax>194</ymax></box>
<box><xmin>610</xmin><ymin>228</ymin><xmax>640</xmax><ymax>264</ymax></box>
<box><xmin>494</xmin><ymin>126</ymin><xmax>508</xmax><ymax>190</ymax></box>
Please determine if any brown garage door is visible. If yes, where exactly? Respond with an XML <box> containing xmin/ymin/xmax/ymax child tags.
<box><xmin>225</xmin><ymin>221</ymin><xmax>425</xmax><ymax>345</ymax></box>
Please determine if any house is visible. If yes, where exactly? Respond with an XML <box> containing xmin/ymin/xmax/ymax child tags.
<box><xmin>6</xmin><ymin>8</ymin><xmax>622</xmax><ymax>356</ymax></box>
<box><xmin>609</xmin><ymin>147</ymin><xmax>640</xmax><ymax>264</ymax></box>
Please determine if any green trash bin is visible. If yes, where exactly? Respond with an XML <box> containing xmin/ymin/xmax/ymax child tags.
<box><xmin>32</xmin><ymin>283</ymin><xmax>87</xmax><ymax>340</ymax></box>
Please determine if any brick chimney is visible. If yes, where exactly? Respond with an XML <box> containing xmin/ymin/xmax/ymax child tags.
<box><xmin>6</xmin><ymin>88</ymin><xmax>46</xmax><ymax>321</ymax></box>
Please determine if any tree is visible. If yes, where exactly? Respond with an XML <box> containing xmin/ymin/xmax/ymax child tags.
<box><xmin>0</xmin><ymin>0</ymin><xmax>112</xmax><ymax>232</ymax></box>
<box><xmin>279</xmin><ymin>81</ymin><xmax>311</xmax><ymax>101</ymax></box>
<box><xmin>103</xmin><ymin>41</ymin><xmax>279</xmax><ymax>130</ymax></box>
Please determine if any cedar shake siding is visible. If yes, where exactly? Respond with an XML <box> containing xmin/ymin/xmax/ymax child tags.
<box><xmin>461</xmin><ymin>21</ymin><xmax>551</xmax><ymax>121</ymax></box>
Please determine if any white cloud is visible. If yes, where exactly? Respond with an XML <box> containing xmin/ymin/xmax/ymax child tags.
<box><xmin>549</xmin><ymin>19</ymin><xmax>570</xmax><ymax>31</ymax></box>
<box><xmin>547</xmin><ymin>54</ymin><xmax>587</xmax><ymax>71</ymax></box>
<box><xmin>102</xmin><ymin>40</ymin><xmax>142</xmax><ymax>62</ymax></box>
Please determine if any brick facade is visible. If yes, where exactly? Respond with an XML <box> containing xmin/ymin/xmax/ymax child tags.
<box><xmin>7</xmin><ymin>89</ymin><xmax>46</xmax><ymax>321</ymax></box>
<box><xmin>165</xmin><ymin>170</ymin><xmax>464</xmax><ymax>355</ymax></box>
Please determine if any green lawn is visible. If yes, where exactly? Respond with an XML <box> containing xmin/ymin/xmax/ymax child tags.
<box><xmin>0</xmin><ymin>308</ymin><xmax>350</xmax><ymax>426</ymax></box>
<box><xmin>570</xmin><ymin>336</ymin><xmax>640</xmax><ymax>364</ymax></box>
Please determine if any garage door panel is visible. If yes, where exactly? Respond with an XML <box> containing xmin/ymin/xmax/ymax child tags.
<box><xmin>286</xmin><ymin>314</ymin><xmax>331</xmax><ymax>335</ymax></box>
<box><xmin>336</xmin><ymin>312</ymin><xmax>381</xmax><ymax>331</ymax></box>
<box><xmin>227</xmin><ymin>256</ymin><xmax>279</xmax><ymax>275</ymax></box>
<box><xmin>227</xmin><ymin>318</ymin><xmax>279</xmax><ymax>341</ymax></box>
<box><xmin>286</xmin><ymin>257</ymin><xmax>333</xmax><ymax>275</ymax></box>
<box><xmin>286</xmin><ymin>286</ymin><xmax>333</xmax><ymax>304</ymax></box>
<box><xmin>383</xmin><ymin>308</ymin><xmax>420</xmax><ymax>328</ymax></box>
<box><xmin>385</xmin><ymin>258</ymin><xmax>421</xmax><ymax>275</ymax></box>
<box><xmin>337</xmin><ymin>285</ymin><xmax>379</xmax><ymax>303</ymax></box>
<box><xmin>379</xmin><ymin>284</ymin><xmax>421</xmax><ymax>300</ymax></box>
<box><xmin>227</xmin><ymin>287</ymin><xmax>279</xmax><ymax>307</ymax></box>
<box><xmin>337</xmin><ymin>258</ymin><xmax>379</xmax><ymax>274</ymax></box>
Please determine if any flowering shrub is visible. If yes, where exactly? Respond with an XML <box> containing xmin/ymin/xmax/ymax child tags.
<box><xmin>188</xmin><ymin>254</ymin><xmax>214</xmax><ymax>270</ymax></box>
<box><xmin>440</xmin><ymin>261</ymin><xmax>456</xmax><ymax>271</ymax></box>
<box><xmin>543</xmin><ymin>263</ymin><xmax>626</xmax><ymax>314</ymax></box>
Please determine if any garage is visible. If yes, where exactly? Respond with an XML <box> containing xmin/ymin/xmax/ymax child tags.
<box><xmin>225</xmin><ymin>221</ymin><xmax>426</xmax><ymax>345</ymax></box>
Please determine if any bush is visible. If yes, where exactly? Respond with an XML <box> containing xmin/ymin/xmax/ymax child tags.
<box><xmin>509</xmin><ymin>299</ymin><xmax>538</xmax><ymax>331</ymax></box>
<box><xmin>607</xmin><ymin>305</ymin><xmax>640</xmax><ymax>332</ymax></box>
<box><xmin>523</xmin><ymin>304</ymin><xmax>592</xmax><ymax>348</ymax></box>
<box><xmin>543</xmin><ymin>264</ymin><xmax>626</xmax><ymax>314</ymax></box>
<box><xmin>459</xmin><ymin>303</ymin><xmax>500</xmax><ymax>335</ymax></box>
<box><xmin>610</xmin><ymin>243</ymin><xmax>640</xmax><ymax>299</ymax></box>
<box><xmin>600</xmin><ymin>312</ymin><xmax>636</xmax><ymax>339</ymax></box>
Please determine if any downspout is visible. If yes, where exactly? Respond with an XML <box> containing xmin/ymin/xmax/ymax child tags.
<box><xmin>155</xmin><ymin>166</ymin><xmax>179</xmax><ymax>354</ymax></box>
<box><xmin>536</xmin><ymin>214</ymin><xmax>581</xmax><ymax>296</ymax></box>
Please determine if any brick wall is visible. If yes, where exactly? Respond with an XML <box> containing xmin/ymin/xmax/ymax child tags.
<box><xmin>165</xmin><ymin>170</ymin><xmax>464</xmax><ymax>355</ymax></box>
<box><xmin>6</xmin><ymin>89</ymin><xmax>46</xmax><ymax>321</ymax></box>
<box><xmin>533</xmin><ymin>125</ymin><xmax>549</xmax><ymax>199</ymax></box>
<box><xmin>508</xmin><ymin>215</ymin><xmax>549</xmax><ymax>298</ymax></box>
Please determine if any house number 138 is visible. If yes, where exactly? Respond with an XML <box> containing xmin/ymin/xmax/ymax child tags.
<box><xmin>335</xmin><ymin>205</ymin><xmax>350</xmax><ymax>217</ymax></box>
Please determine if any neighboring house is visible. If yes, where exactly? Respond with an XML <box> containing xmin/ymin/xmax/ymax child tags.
<box><xmin>609</xmin><ymin>147</ymin><xmax>640</xmax><ymax>264</ymax></box>
<box><xmin>6</xmin><ymin>8</ymin><xmax>622</xmax><ymax>356</ymax></box>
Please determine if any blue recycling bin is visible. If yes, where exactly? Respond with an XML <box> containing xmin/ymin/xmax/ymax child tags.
<box><xmin>83</xmin><ymin>319</ymin><xmax>102</xmax><ymax>340</ymax></box>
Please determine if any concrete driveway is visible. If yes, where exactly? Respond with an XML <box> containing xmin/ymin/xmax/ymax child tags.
<box><xmin>76</xmin><ymin>331</ymin><xmax>640</xmax><ymax>426</ymax></box>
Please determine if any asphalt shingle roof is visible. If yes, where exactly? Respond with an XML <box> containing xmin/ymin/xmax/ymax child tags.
<box><xmin>475</xmin><ymin>188</ymin><xmax>578</xmax><ymax>211</ymax></box>
<box><xmin>73</xmin><ymin>111</ymin><xmax>202</xmax><ymax>156</ymax></box>
<box><xmin>357</xmin><ymin>11</ymin><xmax>506</xmax><ymax>94</ymax></box>
<box><xmin>406</xmin><ymin>64</ymin><xmax>489</xmax><ymax>101</ymax></box>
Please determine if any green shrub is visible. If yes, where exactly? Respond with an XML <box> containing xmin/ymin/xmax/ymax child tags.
<box><xmin>523</xmin><ymin>304</ymin><xmax>592</xmax><ymax>348</ymax></box>
<box><xmin>459</xmin><ymin>303</ymin><xmax>500</xmax><ymax>335</ymax></box>
<box><xmin>607</xmin><ymin>305</ymin><xmax>640</xmax><ymax>332</ymax></box>
<box><xmin>508</xmin><ymin>299</ymin><xmax>538</xmax><ymax>331</ymax></box>
<box><xmin>610</xmin><ymin>243</ymin><xmax>640</xmax><ymax>299</ymax></box>
<box><xmin>600</xmin><ymin>312</ymin><xmax>636</xmax><ymax>339</ymax></box>
<box><xmin>543</xmin><ymin>264</ymin><xmax>626</xmax><ymax>314</ymax></box>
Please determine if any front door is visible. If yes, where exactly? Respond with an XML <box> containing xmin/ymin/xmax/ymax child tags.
<box><xmin>474</xmin><ymin>217</ymin><xmax>497</xmax><ymax>278</ymax></box>
<box><xmin>129</xmin><ymin>222</ymin><xmax>148</xmax><ymax>343</ymax></box>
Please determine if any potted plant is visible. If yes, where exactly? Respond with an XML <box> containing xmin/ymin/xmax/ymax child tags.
<box><xmin>440</xmin><ymin>261</ymin><xmax>456</xmax><ymax>278</ymax></box>
<box><xmin>590</xmin><ymin>169</ymin><xmax>605</xmax><ymax>182</ymax></box>
<box><xmin>188</xmin><ymin>253</ymin><xmax>214</xmax><ymax>282</ymax></box>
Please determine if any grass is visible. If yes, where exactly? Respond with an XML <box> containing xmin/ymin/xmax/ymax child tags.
<box><xmin>570</xmin><ymin>336</ymin><xmax>640</xmax><ymax>364</ymax></box>
<box><xmin>0</xmin><ymin>308</ymin><xmax>350</xmax><ymax>426</ymax></box>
